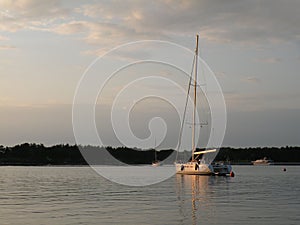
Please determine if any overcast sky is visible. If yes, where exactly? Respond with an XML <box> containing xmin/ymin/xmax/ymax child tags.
<box><xmin>0</xmin><ymin>0</ymin><xmax>299</xmax><ymax>147</ymax></box>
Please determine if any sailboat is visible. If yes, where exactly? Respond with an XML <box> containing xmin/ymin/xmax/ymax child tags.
<box><xmin>175</xmin><ymin>35</ymin><xmax>232</xmax><ymax>176</ymax></box>
<box><xmin>152</xmin><ymin>138</ymin><xmax>162</xmax><ymax>167</ymax></box>
<box><xmin>152</xmin><ymin>149</ymin><xmax>161</xmax><ymax>167</ymax></box>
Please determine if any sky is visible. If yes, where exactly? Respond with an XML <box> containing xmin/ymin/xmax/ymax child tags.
<box><xmin>0</xmin><ymin>0</ymin><xmax>299</xmax><ymax>147</ymax></box>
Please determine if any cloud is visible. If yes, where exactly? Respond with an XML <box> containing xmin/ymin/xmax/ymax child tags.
<box><xmin>75</xmin><ymin>0</ymin><xmax>300</xmax><ymax>46</ymax></box>
<box><xmin>256</xmin><ymin>57</ymin><xmax>282</xmax><ymax>64</ymax></box>
<box><xmin>49</xmin><ymin>20</ymin><xmax>158</xmax><ymax>56</ymax></box>
<box><xmin>1</xmin><ymin>0</ymin><xmax>299</xmax><ymax>50</ymax></box>
<box><xmin>81</xmin><ymin>22</ymin><xmax>144</xmax><ymax>46</ymax></box>
<box><xmin>0</xmin><ymin>96</ymin><xmax>13</xmax><ymax>106</ymax></box>
<box><xmin>0</xmin><ymin>0</ymin><xmax>68</xmax><ymax>18</ymax></box>
<box><xmin>51</xmin><ymin>20</ymin><xmax>88</xmax><ymax>35</ymax></box>
<box><xmin>0</xmin><ymin>0</ymin><xmax>70</xmax><ymax>32</ymax></box>
<box><xmin>215</xmin><ymin>71</ymin><xmax>226</xmax><ymax>78</ymax></box>
<box><xmin>225</xmin><ymin>91</ymin><xmax>300</xmax><ymax>112</ymax></box>
<box><xmin>0</xmin><ymin>35</ymin><xmax>9</xmax><ymax>41</ymax></box>
<box><xmin>244</xmin><ymin>76</ymin><xmax>261</xmax><ymax>83</ymax></box>
<box><xmin>0</xmin><ymin>45</ymin><xmax>17</xmax><ymax>50</ymax></box>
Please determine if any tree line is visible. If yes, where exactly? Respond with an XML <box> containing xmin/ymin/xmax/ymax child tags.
<box><xmin>0</xmin><ymin>143</ymin><xmax>300</xmax><ymax>165</ymax></box>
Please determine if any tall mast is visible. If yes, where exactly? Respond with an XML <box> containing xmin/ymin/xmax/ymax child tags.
<box><xmin>154</xmin><ymin>137</ymin><xmax>157</xmax><ymax>161</ymax></box>
<box><xmin>192</xmin><ymin>35</ymin><xmax>199</xmax><ymax>161</ymax></box>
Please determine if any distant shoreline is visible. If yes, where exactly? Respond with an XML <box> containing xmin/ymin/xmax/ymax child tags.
<box><xmin>1</xmin><ymin>143</ymin><xmax>300</xmax><ymax>166</ymax></box>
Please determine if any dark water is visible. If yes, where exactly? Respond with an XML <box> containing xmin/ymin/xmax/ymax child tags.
<box><xmin>0</xmin><ymin>166</ymin><xmax>299</xmax><ymax>225</ymax></box>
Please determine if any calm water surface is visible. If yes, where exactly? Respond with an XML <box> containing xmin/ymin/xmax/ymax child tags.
<box><xmin>0</xmin><ymin>166</ymin><xmax>299</xmax><ymax>225</ymax></box>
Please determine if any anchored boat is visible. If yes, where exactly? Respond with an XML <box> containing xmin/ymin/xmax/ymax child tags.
<box><xmin>252</xmin><ymin>157</ymin><xmax>274</xmax><ymax>165</ymax></box>
<box><xmin>175</xmin><ymin>35</ymin><xmax>232</xmax><ymax>176</ymax></box>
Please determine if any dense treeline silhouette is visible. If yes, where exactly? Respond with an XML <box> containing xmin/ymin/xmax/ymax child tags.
<box><xmin>215</xmin><ymin>146</ymin><xmax>300</xmax><ymax>164</ymax></box>
<box><xmin>0</xmin><ymin>143</ymin><xmax>300</xmax><ymax>165</ymax></box>
<box><xmin>0</xmin><ymin>143</ymin><xmax>174</xmax><ymax>165</ymax></box>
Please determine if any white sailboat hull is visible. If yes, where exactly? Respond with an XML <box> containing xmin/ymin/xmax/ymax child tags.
<box><xmin>175</xmin><ymin>161</ymin><xmax>232</xmax><ymax>176</ymax></box>
<box><xmin>175</xmin><ymin>162</ymin><xmax>214</xmax><ymax>175</ymax></box>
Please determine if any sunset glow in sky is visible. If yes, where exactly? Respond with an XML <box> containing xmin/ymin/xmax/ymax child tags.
<box><xmin>0</xmin><ymin>0</ymin><xmax>299</xmax><ymax>147</ymax></box>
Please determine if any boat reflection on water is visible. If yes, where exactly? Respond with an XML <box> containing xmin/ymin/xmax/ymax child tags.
<box><xmin>175</xmin><ymin>175</ymin><xmax>231</xmax><ymax>225</ymax></box>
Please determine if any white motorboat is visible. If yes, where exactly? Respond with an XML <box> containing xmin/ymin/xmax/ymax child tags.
<box><xmin>252</xmin><ymin>157</ymin><xmax>274</xmax><ymax>165</ymax></box>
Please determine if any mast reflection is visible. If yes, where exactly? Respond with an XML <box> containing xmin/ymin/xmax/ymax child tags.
<box><xmin>175</xmin><ymin>175</ymin><xmax>216</xmax><ymax>225</ymax></box>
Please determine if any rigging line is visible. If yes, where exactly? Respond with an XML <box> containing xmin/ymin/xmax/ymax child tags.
<box><xmin>175</xmin><ymin>54</ymin><xmax>196</xmax><ymax>161</ymax></box>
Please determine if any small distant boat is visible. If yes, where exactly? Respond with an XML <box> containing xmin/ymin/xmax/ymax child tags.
<box><xmin>252</xmin><ymin>157</ymin><xmax>274</xmax><ymax>165</ymax></box>
<box><xmin>152</xmin><ymin>160</ymin><xmax>162</xmax><ymax>167</ymax></box>
<box><xmin>152</xmin><ymin>144</ymin><xmax>162</xmax><ymax>167</ymax></box>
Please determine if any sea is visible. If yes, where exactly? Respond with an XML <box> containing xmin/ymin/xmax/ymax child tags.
<box><xmin>0</xmin><ymin>166</ymin><xmax>299</xmax><ymax>225</ymax></box>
